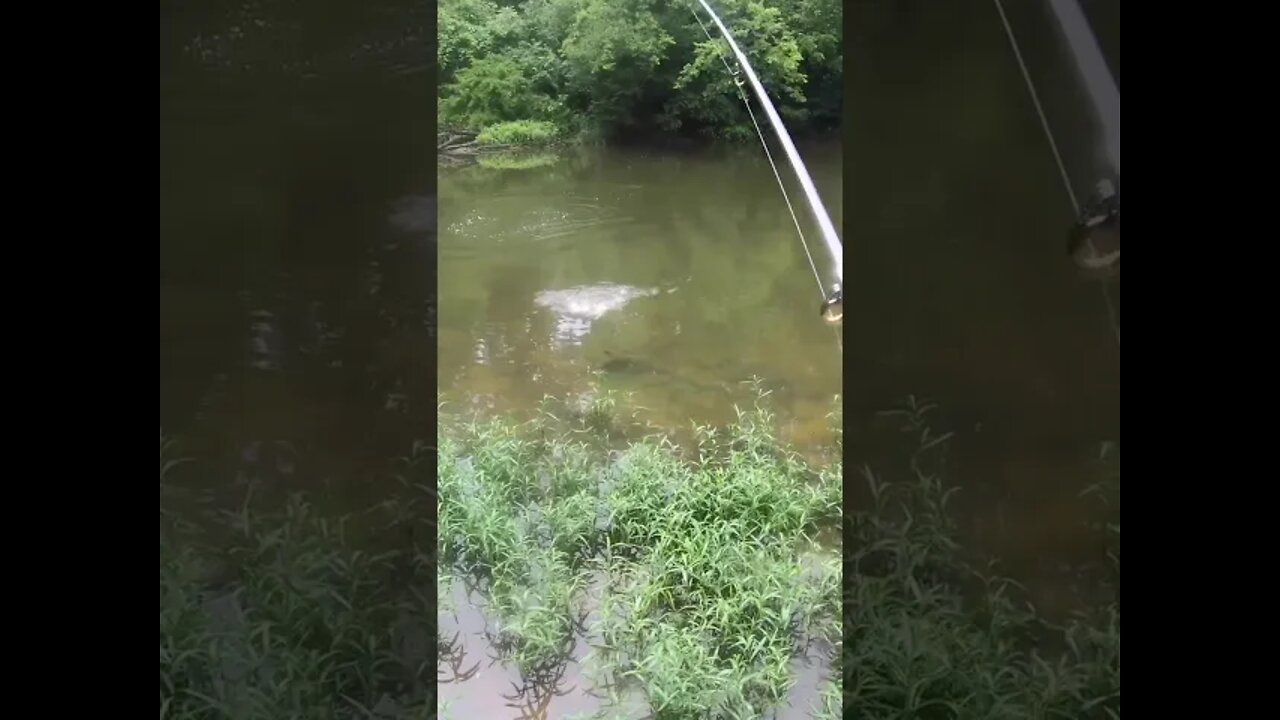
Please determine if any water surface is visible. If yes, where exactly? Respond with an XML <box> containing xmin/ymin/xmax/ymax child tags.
<box><xmin>437</xmin><ymin>143</ymin><xmax>845</xmax><ymax>448</ymax></box>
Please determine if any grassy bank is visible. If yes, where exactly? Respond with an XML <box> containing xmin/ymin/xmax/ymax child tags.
<box><xmin>474</xmin><ymin>120</ymin><xmax>560</xmax><ymax>146</ymax></box>
<box><xmin>159</xmin><ymin>392</ymin><xmax>1118</xmax><ymax>719</ymax></box>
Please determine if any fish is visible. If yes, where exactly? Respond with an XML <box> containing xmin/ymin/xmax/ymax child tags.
<box><xmin>598</xmin><ymin>352</ymin><xmax>665</xmax><ymax>376</ymax></box>
<box><xmin>594</xmin><ymin>350</ymin><xmax>795</xmax><ymax>403</ymax></box>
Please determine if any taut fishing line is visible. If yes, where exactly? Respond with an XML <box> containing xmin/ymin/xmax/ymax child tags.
<box><xmin>690</xmin><ymin>10</ymin><xmax>826</xmax><ymax>300</ymax></box>
<box><xmin>690</xmin><ymin>0</ymin><xmax>843</xmax><ymax>337</ymax></box>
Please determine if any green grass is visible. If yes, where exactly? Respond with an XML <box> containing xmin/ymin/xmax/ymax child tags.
<box><xmin>475</xmin><ymin>119</ymin><xmax>559</xmax><ymax>146</ymax></box>
<box><xmin>159</xmin><ymin>390</ymin><xmax>1119</xmax><ymax>720</ymax></box>
<box><xmin>841</xmin><ymin>398</ymin><xmax>1120</xmax><ymax>719</ymax></box>
<box><xmin>437</xmin><ymin>391</ymin><xmax>843</xmax><ymax>717</ymax></box>
<box><xmin>159</xmin><ymin>438</ymin><xmax>438</xmax><ymax>719</ymax></box>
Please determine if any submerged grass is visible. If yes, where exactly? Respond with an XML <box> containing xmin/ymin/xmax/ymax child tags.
<box><xmin>159</xmin><ymin>503</ymin><xmax>438</xmax><ymax>719</ymax></box>
<box><xmin>437</xmin><ymin>389</ymin><xmax>843</xmax><ymax>718</ymax></box>
<box><xmin>841</xmin><ymin>398</ymin><xmax>1121</xmax><ymax>719</ymax></box>
<box><xmin>159</xmin><ymin>440</ymin><xmax>437</xmax><ymax>719</ymax></box>
<box><xmin>160</xmin><ymin>388</ymin><xmax>1118</xmax><ymax>719</ymax></box>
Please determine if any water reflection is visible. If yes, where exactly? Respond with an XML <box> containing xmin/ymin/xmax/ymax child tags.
<box><xmin>160</xmin><ymin>23</ymin><xmax>436</xmax><ymax>501</ymax></box>
<box><xmin>438</xmin><ymin>573</ymin><xmax>829</xmax><ymax>719</ymax></box>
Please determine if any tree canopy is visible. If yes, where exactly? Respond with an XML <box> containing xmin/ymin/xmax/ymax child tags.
<box><xmin>438</xmin><ymin>0</ymin><xmax>843</xmax><ymax>142</ymax></box>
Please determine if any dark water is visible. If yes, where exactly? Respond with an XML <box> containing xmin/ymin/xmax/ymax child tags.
<box><xmin>845</xmin><ymin>0</ymin><xmax>1120</xmax><ymax>616</ymax></box>
<box><xmin>159</xmin><ymin>1</ymin><xmax>436</xmax><ymax>508</ymax></box>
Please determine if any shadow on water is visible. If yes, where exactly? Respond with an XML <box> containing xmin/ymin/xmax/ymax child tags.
<box><xmin>438</xmin><ymin>579</ymin><xmax>636</xmax><ymax>720</ymax></box>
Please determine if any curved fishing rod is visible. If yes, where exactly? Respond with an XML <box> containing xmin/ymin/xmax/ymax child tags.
<box><xmin>1046</xmin><ymin>0</ymin><xmax>1119</xmax><ymax>177</ymax></box>
<box><xmin>991</xmin><ymin>0</ymin><xmax>1119</xmax><ymax>346</ymax></box>
<box><xmin>693</xmin><ymin>0</ymin><xmax>843</xmax><ymax>325</ymax></box>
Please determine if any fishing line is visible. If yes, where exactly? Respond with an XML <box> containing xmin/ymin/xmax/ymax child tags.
<box><xmin>692</xmin><ymin>0</ymin><xmax>843</xmax><ymax>337</ymax></box>
<box><xmin>991</xmin><ymin>0</ymin><xmax>1119</xmax><ymax>346</ymax></box>
<box><xmin>691</xmin><ymin>9</ymin><xmax>827</xmax><ymax>301</ymax></box>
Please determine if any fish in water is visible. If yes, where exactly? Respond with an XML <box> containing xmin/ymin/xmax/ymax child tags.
<box><xmin>597</xmin><ymin>350</ymin><xmax>720</xmax><ymax>391</ymax></box>
<box><xmin>594</xmin><ymin>350</ymin><xmax>795</xmax><ymax>402</ymax></box>
<box><xmin>598</xmin><ymin>352</ymin><xmax>665</xmax><ymax>376</ymax></box>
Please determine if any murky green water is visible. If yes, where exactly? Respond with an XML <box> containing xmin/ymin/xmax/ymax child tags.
<box><xmin>159</xmin><ymin>59</ymin><xmax>438</xmax><ymax>537</ymax></box>
<box><xmin>437</xmin><ymin>144</ymin><xmax>845</xmax><ymax>448</ymax></box>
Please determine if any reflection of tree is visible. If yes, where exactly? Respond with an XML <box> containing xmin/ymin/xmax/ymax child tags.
<box><xmin>166</xmin><ymin>179</ymin><xmax>436</xmax><ymax>489</ymax></box>
<box><xmin>501</xmin><ymin>661</ymin><xmax>575</xmax><ymax>720</ymax></box>
<box><xmin>438</xmin><ymin>631</ymin><xmax>481</xmax><ymax>684</ymax></box>
<box><xmin>161</xmin><ymin>0</ymin><xmax>433</xmax><ymax>80</ymax></box>
<box><xmin>161</xmin><ymin>0</ymin><xmax>440</xmax><ymax>478</ymax></box>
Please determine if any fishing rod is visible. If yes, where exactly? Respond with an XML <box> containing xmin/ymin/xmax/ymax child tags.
<box><xmin>692</xmin><ymin>0</ymin><xmax>844</xmax><ymax>326</ymax></box>
<box><xmin>1046</xmin><ymin>0</ymin><xmax>1119</xmax><ymax>177</ymax></box>
<box><xmin>991</xmin><ymin>0</ymin><xmax>1119</xmax><ymax>345</ymax></box>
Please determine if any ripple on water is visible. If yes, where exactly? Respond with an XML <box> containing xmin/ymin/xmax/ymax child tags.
<box><xmin>533</xmin><ymin>283</ymin><xmax>660</xmax><ymax>346</ymax></box>
<box><xmin>444</xmin><ymin>192</ymin><xmax>635</xmax><ymax>247</ymax></box>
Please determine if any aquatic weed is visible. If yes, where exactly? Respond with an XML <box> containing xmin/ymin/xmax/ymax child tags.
<box><xmin>162</xmin><ymin>389</ymin><xmax>1118</xmax><ymax>719</ymax></box>
<box><xmin>436</xmin><ymin>388</ymin><xmax>843</xmax><ymax>717</ymax></box>
<box><xmin>842</xmin><ymin>408</ymin><xmax>1121</xmax><ymax>719</ymax></box>
<box><xmin>160</xmin><ymin>448</ymin><xmax>437</xmax><ymax>719</ymax></box>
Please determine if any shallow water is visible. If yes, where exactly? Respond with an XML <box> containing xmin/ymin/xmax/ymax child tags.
<box><xmin>438</xmin><ymin>562</ymin><xmax>838</xmax><ymax>719</ymax></box>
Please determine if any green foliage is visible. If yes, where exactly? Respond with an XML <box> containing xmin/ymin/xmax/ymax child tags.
<box><xmin>440</xmin><ymin>54</ymin><xmax>558</xmax><ymax>129</ymax></box>
<box><xmin>159</xmin><ymin>498</ymin><xmax>436</xmax><ymax>719</ymax></box>
<box><xmin>475</xmin><ymin>150</ymin><xmax>560</xmax><ymax>170</ymax></box>
<box><xmin>437</xmin><ymin>389</ymin><xmax>841</xmax><ymax>715</ymax></box>
<box><xmin>160</xmin><ymin>390</ymin><xmax>1119</xmax><ymax>719</ymax></box>
<box><xmin>438</xmin><ymin>0</ymin><xmax>501</xmax><ymax>83</ymax></box>
<box><xmin>436</xmin><ymin>0</ymin><xmax>843</xmax><ymax>140</ymax></box>
<box><xmin>669</xmin><ymin>0</ymin><xmax>807</xmax><ymax>136</ymax></box>
<box><xmin>475</xmin><ymin>119</ymin><xmax>560</xmax><ymax>145</ymax></box>
<box><xmin>841</xmin><ymin>400</ymin><xmax>1121</xmax><ymax>719</ymax></box>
